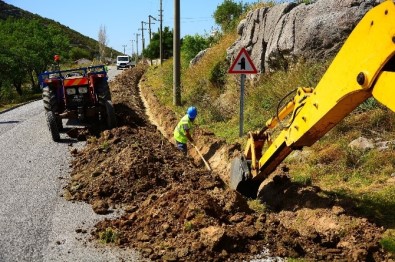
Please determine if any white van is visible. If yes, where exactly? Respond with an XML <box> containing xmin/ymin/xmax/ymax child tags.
<box><xmin>116</xmin><ymin>55</ymin><xmax>133</xmax><ymax>70</ymax></box>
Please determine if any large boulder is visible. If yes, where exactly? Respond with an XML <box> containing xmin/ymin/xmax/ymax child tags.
<box><xmin>227</xmin><ymin>0</ymin><xmax>377</xmax><ymax>73</ymax></box>
<box><xmin>189</xmin><ymin>48</ymin><xmax>210</xmax><ymax>67</ymax></box>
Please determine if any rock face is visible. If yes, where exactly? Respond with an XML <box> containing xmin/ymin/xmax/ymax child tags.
<box><xmin>227</xmin><ymin>0</ymin><xmax>377</xmax><ymax>73</ymax></box>
<box><xmin>190</xmin><ymin>48</ymin><xmax>210</xmax><ymax>67</ymax></box>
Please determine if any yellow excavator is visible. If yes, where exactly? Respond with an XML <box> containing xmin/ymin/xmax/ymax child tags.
<box><xmin>230</xmin><ymin>0</ymin><xmax>395</xmax><ymax>198</ymax></box>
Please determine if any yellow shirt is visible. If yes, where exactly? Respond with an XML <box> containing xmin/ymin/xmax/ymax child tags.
<box><xmin>173</xmin><ymin>114</ymin><xmax>193</xmax><ymax>144</ymax></box>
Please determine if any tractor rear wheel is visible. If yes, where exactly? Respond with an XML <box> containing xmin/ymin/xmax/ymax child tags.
<box><xmin>45</xmin><ymin>111</ymin><xmax>60</xmax><ymax>142</ymax></box>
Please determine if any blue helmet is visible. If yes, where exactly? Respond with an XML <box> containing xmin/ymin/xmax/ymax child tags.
<box><xmin>187</xmin><ymin>106</ymin><xmax>197</xmax><ymax>119</ymax></box>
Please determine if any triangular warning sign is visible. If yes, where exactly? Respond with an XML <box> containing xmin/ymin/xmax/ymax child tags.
<box><xmin>228</xmin><ymin>48</ymin><xmax>258</xmax><ymax>74</ymax></box>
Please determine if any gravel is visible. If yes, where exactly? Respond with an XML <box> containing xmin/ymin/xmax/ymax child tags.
<box><xmin>0</xmin><ymin>66</ymin><xmax>144</xmax><ymax>262</ymax></box>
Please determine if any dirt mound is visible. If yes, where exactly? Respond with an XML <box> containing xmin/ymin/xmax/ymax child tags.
<box><xmin>65</xmin><ymin>67</ymin><xmax>391</xmax><ymax>261</ymax></box>
<box><xmin>111</xmin><ymin>66</ymin><xmax>148</xmax><ymax>128</ymax></box>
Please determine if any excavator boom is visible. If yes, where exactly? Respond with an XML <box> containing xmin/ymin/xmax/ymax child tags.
<box><xmin>231</xmin><ymin>0</ymin><xmax>395</xmax><ymax>197</ymax></box>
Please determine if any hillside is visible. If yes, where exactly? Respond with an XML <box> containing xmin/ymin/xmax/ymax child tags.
<box><xmin>0</xmin><ymin>0</ymin><xmax>120</xmax><ymax>58</ymax></box>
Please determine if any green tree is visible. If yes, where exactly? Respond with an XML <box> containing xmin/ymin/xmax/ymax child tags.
<box><xmin>0</xmin><ymin>20</ymin><xmax>29</xmax><ymax>95</ymax></box>
<box><xmin>69</xmin><ymin>47</ymin><xmax>91</xmax><ymax>61</ymax></box>
<box><xmin>181</xmin><ymin>34</ymin><xmax>210</xmax><ymax>61</ymax></box>
<box><xmin>143</xmin><ymin>26</ymin><xmax>173</xmax><ymax>60</ymax></box>
<box><xmin>213</xmin><ymin>0</ymin><xmax>245</xmax><ymax>33</ymax></box>
<box><xmin>98</xmin><ymin>24</ymin><xmax>108</xmax><ymax>62</ymax></box>
<box><xmin>0</xmin><ymin>18</ymin><xmax>69</xmax><ymax>94</ymax></box>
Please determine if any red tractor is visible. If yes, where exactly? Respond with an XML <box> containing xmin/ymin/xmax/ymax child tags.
<box><xmin>39</xmin><ymin>63</ymin><xmax>116</xmax><ymax>141</ymax></box>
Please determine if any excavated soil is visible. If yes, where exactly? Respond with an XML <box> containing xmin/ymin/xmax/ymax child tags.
<box><xmin>65</xmin><ymin>66</ymin><xmax>392</xmax><ymax>261</ymax></box>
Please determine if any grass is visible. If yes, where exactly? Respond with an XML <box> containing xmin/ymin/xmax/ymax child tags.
<box><xmin>143</xmin><ymin>32</ymin><xmax>239</xmax><ymax>125</ymax></box>
<box><xmin>0</xmin><ymin>85</ymin><xmax>42</xmax><ymax>112</ymax></box>
<box><xmin>99</xmin><ymin>227</ymin><xmax>119</xmax><ymax>244</ymax></box>
<box><xmin>87</xmin><ymin>136</ymin><xmax>98</xmax><ymax>144</ymax></box>
<box><xmin>184</xmin><ymin>221</ymin><xmax>195</xmax><ymax>232</ymax></box>
<box><xmin>354</xmin><ymin>186</ymin><xmax>395</xmax><ymax>228</ymax></box>
<box><xmin>286</xmin><ymin>133</ymin><xmax>395</xmax><ymax>228</ymax></box>
<box><xmin>381</xmin><ymin>229</ymin><xmax>395</xmax><ymax>255</ymax></box>
<box><xmin>248</xmin><ymin>199</ymin><xmax>266</xmax><ymax>213</ymax></box>
<box><xmin>100</xmin><ymin>140</ymin><xmax>110</xmax><ymax>152</ymax></box>
<box><xmin>291</xmin><ymin>169</ymin><xmax>313</xmax><ymax>186</ymax></box>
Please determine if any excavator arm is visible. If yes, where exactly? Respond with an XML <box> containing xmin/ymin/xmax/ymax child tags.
<box><xmin>231</xmin><ymin>0</ymin><xmax>395</xmax><ymax>197</ymax></box>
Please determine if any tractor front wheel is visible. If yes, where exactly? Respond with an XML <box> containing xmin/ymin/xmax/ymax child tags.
<box><xmin>43</xmin><ymin>86</ymin><xmax>63</xmax><ymax>132</ymax></box>
<box><xmin>42</xmin><ymin>87</ymin><xmax>58</xmax><ymax>112</ymax></box>
<box><xmin>45</xmin><ymin>111</ymin><xmax>60</xmax><ymax>142</ymax></box>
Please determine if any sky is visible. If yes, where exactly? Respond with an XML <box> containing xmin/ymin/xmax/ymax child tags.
<box><xmin>4</xmin><ymin>0</ymin><xmax>263</xmax><ymax>55</ymax></box>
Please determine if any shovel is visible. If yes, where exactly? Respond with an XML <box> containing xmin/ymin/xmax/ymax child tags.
<box><xmin>191</xmin><ymin>143</ymin><xmax>212</xmax><ymax>171</ymax></box>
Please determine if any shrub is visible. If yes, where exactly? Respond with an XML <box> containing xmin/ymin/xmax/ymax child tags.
<box><xmin>181</xmin><ymin>34</ymin><xmax>209</xmax><ymax>62</ymax></box>
<box><xmin>209</xmin><ymin>59</ymin><xmax>229</xmax><ymax>89</ymax></box>
<box><xmin>381</xmin><ymin>230</ymin><xmax>395</xmax><ymax>254</ymax></box>
<box><xmin>99</xmin><ymin>228</ymin><xmax>119</xmax><ymax>244</ymax></box>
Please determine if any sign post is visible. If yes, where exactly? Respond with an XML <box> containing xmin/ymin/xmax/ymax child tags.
<box><xmin>239</xmin><ymin>73</ymin><xmax>245</xmax><ymax>137</ymax></box>
<box><xmin>228</xmin><ymin>48</ymin><xmax>258</xmax><ymax>137</ymax></box>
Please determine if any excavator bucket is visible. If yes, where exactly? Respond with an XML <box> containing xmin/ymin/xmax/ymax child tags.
<box><xmin>230</xmin><ymin>156</ymin><xmax>259</xmax><ymax>198</ymax></box>
<box><xmin>230</xmin><ymin>156</ymin><xmax>246</xmax><ymax>190</ymax></box>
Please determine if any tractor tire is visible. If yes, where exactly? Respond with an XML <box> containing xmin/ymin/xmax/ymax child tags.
<box><xmin>42</xmin><ymin>87</ymin><xmax>58</xmax><ymax>112</ymax></box>
<box><xmin>45</xmin><ymin>111</ymin><xmax>60</xmax><ymax>142</ymax></box>
<box><xmin>42</xmin><ymin>87</ymin><xmax>63</xmax><ymax>131</ymax></box>
<box><xmin>104</xmin><ymin>100</ymin><xmax>117</xmax><ymax>129</ymax></box>
<box><xmin>97</xmin><ymin>80</ymin><xmax>112</xmax><ymax>101</ymax></box>
<box><xmin>56</xmin><ymin>117</ymin><xmax>63</xmax><ymax>132</ymax></box>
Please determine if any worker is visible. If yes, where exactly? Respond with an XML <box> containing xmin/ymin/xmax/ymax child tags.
<box><xmin>173</xmin><ymin>106</ymin><xmax>197</xmax><ymax>155</ymax></box>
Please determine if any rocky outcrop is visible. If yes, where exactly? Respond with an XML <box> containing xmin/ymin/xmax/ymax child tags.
<box><xmin>227</xmin><ymin>0</ymin><xmax>378</xmax><ymax>73</ymax></box>
<box><xmin>348</xmin><ymin>136</ymin><xmax>395</xmax><ymax>151</ymax></box>
<box><xmin>190</xmin><ymin>48</ymin><xmax>210</xmax><ymax>67</ymax></box>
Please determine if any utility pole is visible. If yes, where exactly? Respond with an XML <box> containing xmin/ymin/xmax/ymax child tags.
<box><xmin>122</xmin><ymin>44</ymin><xmax>127</xmax><ymax>55</ymax></box>
<box><xmin>130</xmin><ymin>39</ymin><xmax>134</xmax><ymax>58</ymax></box>
<box><xmin>135</xmin><ymin>33</ymin><xmax>140</xmax><ymax>63</ymax></box>
<box><xmin>159</xmin><ymin>0</ymin><xmax>163</xmax><ymax>65</ymax></box>
<box><xmin>139</xmin><ymin>21</ymin><xmax>148</xmax><ymax>60</ymax></box>
<box><xmin>173</xmin><ymin>0</ymin><xmax>181</xmax><ymax>106</ymax></box>
<box><xmin>148</xmin><ymin>15</ymin><xmax>157</xmax><ymax>66</ymax></box>
<box><xmin>148</xmin><ymin>15</ymin><xmax>157</xmax><ymax>40</ymax></box>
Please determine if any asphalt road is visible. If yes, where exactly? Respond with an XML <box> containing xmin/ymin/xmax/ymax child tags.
<box><xmin>0</xmin><ymin>66</ymin><xmax>143</xmax><ymax>262</ymax></box>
